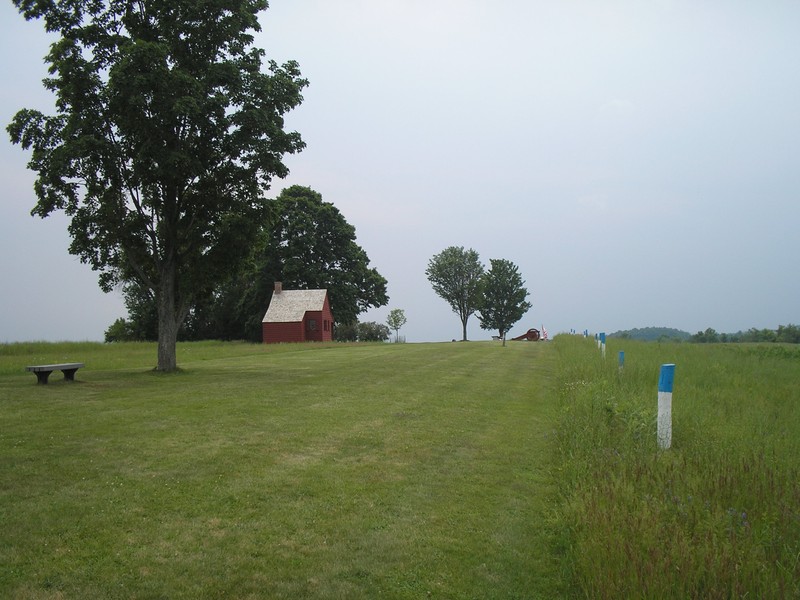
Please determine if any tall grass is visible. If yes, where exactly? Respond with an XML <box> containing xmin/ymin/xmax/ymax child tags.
<box><xmin>551</xmin><ymin>336</ymin><xmax>800</xmax><ymax>598</ymax></box>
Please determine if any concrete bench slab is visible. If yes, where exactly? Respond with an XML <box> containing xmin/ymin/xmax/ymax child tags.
<box><xmin>26</xmin><ymin>363</ymin><xmax>85</xmax><ymax>384</ymax></box>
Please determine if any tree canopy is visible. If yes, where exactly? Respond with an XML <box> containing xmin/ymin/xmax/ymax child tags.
<box><xmin>426</xmin><ymin>247</ymin><xmax>484</xmax><ymax>341</ymax></box>
<box><xmin>201</xmin><ymin>185</ymin><xmax>388</xmax><ymax>341</ymax></box>
<box><xmin>256</xmin><ymin>186</ymin><xmax>388</xmax><ymax>330</ymax></box>
<box><xmin>477</xmin><ymin>259</ymin><xmax>532</xmax><ymax>344</ymax></box>
<box><xmin>107</xmin><ymin>185</ymin><xmax>388</xmax><ymax>342</ymax></box>
<box><xmin>8</xmin><ymin>0</ymin><xmax>307</xmax><ymax>370</ymax></box>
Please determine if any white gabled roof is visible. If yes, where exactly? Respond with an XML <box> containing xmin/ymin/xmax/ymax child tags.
<box><xmin>262</xmin><ymin>289</ymin><xmax>328</xmax><ymax>323</ymax></box>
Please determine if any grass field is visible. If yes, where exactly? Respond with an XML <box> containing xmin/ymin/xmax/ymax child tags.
<box><xmin>1</xmin><ymin>341</ymin><xmax>561</xmax><ymax>599</ymax></box>
<box><xmin>2</xmin><ymin>337</ymin><xmax>798</xmax><ymax>598</ymax></box>
<box><xmin>552</xmin><ymin>336</ymin><xmax>800</xmax><ymax>598</ymax></box>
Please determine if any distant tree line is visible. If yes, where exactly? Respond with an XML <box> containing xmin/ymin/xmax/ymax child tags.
<box><xmin>610</xmin><ymin>327</ymin><xmax>691</xmax><ymax>342</ymax></box>
<box><xmin>609</xmin><ymin>325</ymin><xmax>800</xmax><ymax>344</ymax></box>
<box><xmin>332</xmin><ymin>321</ymin><xmax>390</xmax><ymax>342</ymax></box>
<box><xmin>690</xmin><ymin>325</ymin><xmax>800</xmax><ymax>344</ymax></box>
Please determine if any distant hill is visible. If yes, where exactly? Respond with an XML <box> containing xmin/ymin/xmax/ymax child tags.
<box><xmin>608</xmin><ymin>327</ymin><xmax>691</xmax><ymax>342</ymax></box>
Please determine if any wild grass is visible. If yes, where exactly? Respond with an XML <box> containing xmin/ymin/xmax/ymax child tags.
<box><xmin>0</xmin><ymin>340</ymin><xmax>560</xmax><ymax>599</ymax></box>
<box><xmin>551</xmin><ymin>336</ymin><xmax>800</xmax><ymax>598</ymax></box>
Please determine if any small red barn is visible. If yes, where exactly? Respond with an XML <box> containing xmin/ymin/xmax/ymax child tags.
<box><xmin>262</xmin><ymin>282</ymin><xmax>334</xmax><ymax>344</ymax></box>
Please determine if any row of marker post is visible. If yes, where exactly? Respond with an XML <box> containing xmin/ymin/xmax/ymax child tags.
<box><xmin>592</xmin><ymin>331</ymin><xmax>674</xmax><ymax>450</ymax></box>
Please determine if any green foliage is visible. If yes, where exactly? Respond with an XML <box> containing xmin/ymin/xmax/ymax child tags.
<box><xmin>111</xmin><ymin>283</ymin><xmax>159</xmax><ymax>341</ymax></box>
<box><xmin>7</xmin><ymin>0</ymin><xmax>307</xmax><ymax>370</ymax></box>
<box><xmin>477</xmin><ymin>258</ymin><xmax>531</xmax><ymax>341</ymax></box>
<box><xmin>231</xmin><ymin>185</ymin><xmax>388</xmax><ymax>338</ymax></box>
<box><xmin>611</xmin><ymin>325</ymin><xmax>800</xmax><ymax>344</ymax></box>
<box><xmin>691</xmin><ymin>324</ymin><xmax>800</xmax><ymax>344</ymax></box>
<box><xmin>356</xmin><ymin>321</ymin><xmax>390</xmax><ymax>342</ymax></box>
<box><xmin>103</xmin><ymin>318</ymin><xmax>138</xmax><ymax>342</ymax></box>
<box><xmin>332</xmin><ymin>321</ymin><xmax>389</xmax><ymax>342</ymax></box>
<box><xmin>775</xmin><ymin>323</ymin><xmax>800</xmax><ymax>343</ymax></box>
<box><xmin>115</xmin><ymin>185</ymin><xmax>389</xmax><ymax>342</ymax></box>
<box><xmin>609</xmin><ymin>327</ymin><xmax>691</xmax><ymax>342</ymax></box>
<box><xmin>386</xmin><ymin>308</ymin><xmax>407</xmax><ymax>342</ymax></box>
<box><xmin>425</xmin><ymin>246</ymin><xmax>484</xmax><ymax>341</ymax></box>
<box><xmin>0</xmin><ymin>340</ymin><xmax>560</xmax><ymax>598</ymax></box>
<box><xmin>552</xmin><ymin>336</ymin><xmax>800</xmax><ymax>597</ymax></box>
<box><xmin>690</xmin><ymin>327</ymin><xmax>720</xmax><ymax>343</ymax></box>
<box><xmin>333</xmin><ymin>321</ymin><xmax>359</xmax><ymax>342</ymax></box>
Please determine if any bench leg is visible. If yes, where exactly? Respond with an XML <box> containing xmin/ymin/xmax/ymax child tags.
<box><xmin>62</xmin><ymin>368</ymin><xmax>79</xmax><ymax>381</ymax></box>
<box><xmin>35</xmin><ymin>371</ymin><xmax>51</xmax><ymax>384</ymax></box>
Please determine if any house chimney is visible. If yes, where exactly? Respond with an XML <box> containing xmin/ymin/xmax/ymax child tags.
<box><xmin>274</xmin><ymin>281</ymin><xmax>282</xmax><ymax>294</ymax></box>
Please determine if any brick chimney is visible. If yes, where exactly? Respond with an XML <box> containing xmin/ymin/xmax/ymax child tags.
<box><xmin>274</xmin><ymin>281</ymin><xmax>282</xmax><ymax>294</ymax></box>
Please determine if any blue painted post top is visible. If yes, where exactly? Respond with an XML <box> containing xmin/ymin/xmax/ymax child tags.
<box><xmin>619</xmin><ymin>351</ymin><xmax>625</xmax><ymax>366</ymax></box>
<box><xmin>658</xmin><ymin>364</ymin><xmax>676</xmax><ymax>393</ymax></box>
<box><xmin>600</xmin><ymin>332</ymin><xmax>606</xmax><ymax>344</ymax></box>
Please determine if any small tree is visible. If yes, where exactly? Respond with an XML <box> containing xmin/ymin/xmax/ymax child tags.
<box><xmin>386</xmin><ymin>308</ymin><xmax>407</xmax><ymax>342</ymax></box>
<box><xmin>426</xmin><ymin>246</ymin><xmax>484</xmax><ymax>341</ymax></box>
<box><xmin>478</xmin><ymin>259</ymin><xmax>532</xmax><ymax>346</ymax></box>
<box><xmin>8</xmin><ymin>0</ymin><xmax>307</xmax><ymax>371</ymax></box>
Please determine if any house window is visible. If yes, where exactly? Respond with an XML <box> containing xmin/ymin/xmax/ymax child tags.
<box><xmin>308</xmin><ymin>319</ymin><xmax>317</xmax><ymax>331</ymax></box>
<box><xmin>323</xmin><ymin>320</ymin><xmax>329</xmax><ymax>332</ymax></box>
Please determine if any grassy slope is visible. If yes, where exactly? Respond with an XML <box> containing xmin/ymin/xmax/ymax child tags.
<box><xmin>1</xmin><ymin>341</ymin><xmax>561</xmax><ymax>599</ymax></box>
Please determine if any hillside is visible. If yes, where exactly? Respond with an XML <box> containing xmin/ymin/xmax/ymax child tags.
<box><xmin>608</xmin><ymin>326</ymin><xmax>691</xmax><ymax>341</ymax></box>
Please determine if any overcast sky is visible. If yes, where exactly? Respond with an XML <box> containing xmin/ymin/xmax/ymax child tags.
<box><xmin>2</xmin><ymin>0</ymin><xmax>799</xmax><ymax>343</ymax></box>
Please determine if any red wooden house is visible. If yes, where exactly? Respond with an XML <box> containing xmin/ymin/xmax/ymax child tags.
<box><xmin>262</xmin><ymin>282</ymin><xmax>334</xmax><ymax>343</ymax></box>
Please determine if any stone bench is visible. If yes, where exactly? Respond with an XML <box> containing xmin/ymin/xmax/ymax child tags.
<box><xmin>26</xmin><ymin>363</ymin><xmax>85</xmax><ymax>384</ymax></box>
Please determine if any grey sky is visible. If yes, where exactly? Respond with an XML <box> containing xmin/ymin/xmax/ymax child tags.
<box><xmin>2</xmin><ymin>1</ymin><xmax>798</xmax><ymax>343</ymax></box>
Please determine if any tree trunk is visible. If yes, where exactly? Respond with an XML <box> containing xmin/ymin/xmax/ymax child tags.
<box><xmin>156</xmin><ymin>261</ymin><xmax>181</xmax><ymax>372</ymax></box>
<box><xmin>461</xmin><ymin>319</ymin><xmax>468</xmax><ymax>342</ymax></box>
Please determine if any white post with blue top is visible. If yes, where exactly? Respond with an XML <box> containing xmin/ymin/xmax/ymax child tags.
<box><xmin>657</xmin><ymin>364</ymin><xmax>675</xmax><ymax>449</ymax></box>
<box><xmin>600</xmin><ymin>332</ymin><xmax>606</xmax><ymax>358</ymax></box>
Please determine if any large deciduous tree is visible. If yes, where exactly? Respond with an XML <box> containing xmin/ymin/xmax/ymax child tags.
<box><xmin>211</xmin><ymin>185</ymin><xmax>389</xmax><ymax>341</ymax></box>
<box><xmin>259</xmin><ymin>186</ymin><xmax>388</xmax><ymax>328</ymax></box>
<box><xmin>7</xmin><ymin>0</ymin><xmax>307</xmax><ymax>371</ymax></box>
<box><xmin>477</xmin><ymin>259</ymin><xmax>532</xmax><ymax>345</ymax></box>
<box><xmin>426</xmin><ymin>246</ymin><xmax>484</xmax><ymax>341</ymax></box>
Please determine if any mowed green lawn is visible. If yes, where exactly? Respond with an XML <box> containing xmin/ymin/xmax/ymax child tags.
<box><xmin>1</xmin><ymin>341</ymin><xmax>561</xmax><ymax>599</ymax></box>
